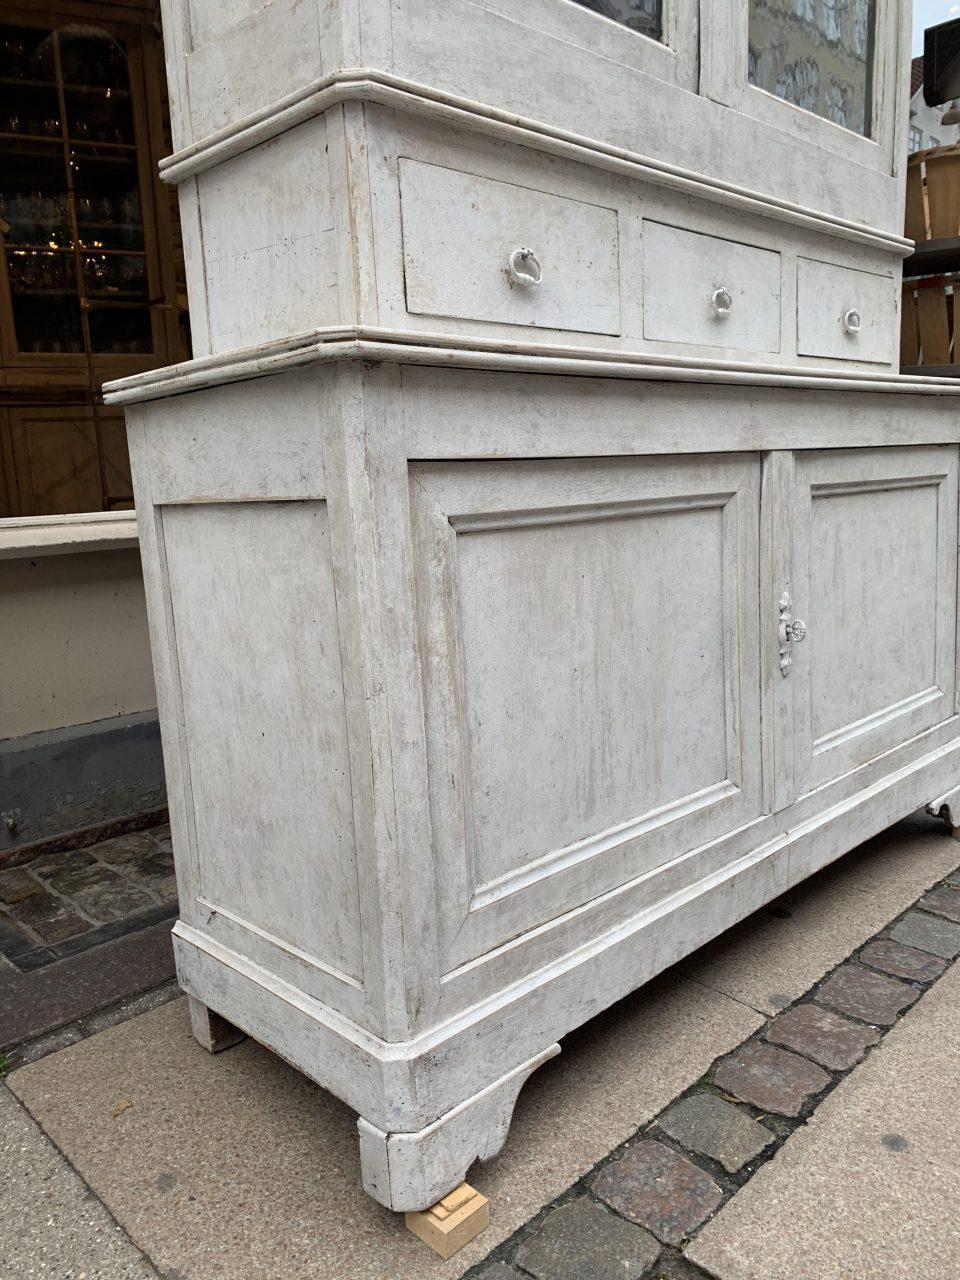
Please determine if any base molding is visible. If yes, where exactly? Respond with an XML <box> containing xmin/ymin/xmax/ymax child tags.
<box><xmin>357</xmin><ymin>1045</ymin><xmax>559</xmax><ymax>1210</ymax></box>
<box><xmin>172</xmin><ymin>731</ymin><xmax>960</xmax><ymax>1210</ymax></box>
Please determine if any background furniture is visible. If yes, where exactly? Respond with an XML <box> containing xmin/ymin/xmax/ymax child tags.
<box><xmin>0</xmin><ymin>3</ymin><xmax>187</xmax><ymax>518</ymax></box>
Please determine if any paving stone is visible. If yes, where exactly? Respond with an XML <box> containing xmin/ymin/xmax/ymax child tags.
<box><xmin>125</xmin><ymin>855</ymin><xmax>176</xmax><ymax>888</ymax></box>
<box><xmin>0</xmin><ymin>915</ymin><xmax>36</xmax><ymax>961</ymax></box>
<box><xmin>46</xmin><ymin>860</ymin><xmax>117</xmax><ymax>898</ymax></box>
<box><xmin>90</xmin><ymin>830</ymin><xmax>164</xmax><ymax>866</ymax></box>
<box><xmin>593</xmin><ymin>1140</ymin><xmax>721</xmax><ymax>1245</ymax></box>
<box><xmin>860</xmin><ymin>938</ymin><xmax>947</xmax><ymax>983</ymax></box>
<box><xmin>154</xmin><ymin>876</ymin><xmax>179</xmax><ymax>906</ymax></box>
<box><xmin>657</xmin><ymin>1093</ymin><xmax>774</xmax><ymax>1173</ymax></box>
<box><xmin>27</xmin><ymin>850</ymin><xmax>95</xmax><ymax>881</ymax></box>
<box><xmin>73</xmin><ymin>880</ymin><xmax>156</xmax><ymax>924</ymax></box>
<box><xmin>764</xmin><ymin>1003</ymin><xmax>879</xmax><ymax>1071</ymax></box>
<box><xmin>889</xmin><ymin>910</ymin><xmax>960</xmax><ymax>959</ymax></box>
<box><xmin>713</xmin><ymin>1041</ymin><xmax>830</xmax><ymax>1116</ymax></box>
<box><xmin>515</xmin><ymin>1195</ymin><xmax>660</xmax><ymax>1280</ymax></box>
<box><xmin>29</xmin><ymin>910</ymin><xmax>91</xmax><ymax>945</ymax></box>
<box><xmin>918</xmin><ymin>886</ymin><xmax>960</xmax><ymax>924</ymax></box>
<box><xmin>945</xmin><ymin>868</ymin><xmax>960</xmax><ymax>886</ymax></box>
<box><xmin>0</xmin><ymin>869</ymin><xmax>42</xmax><ymax>905</ymax></box>
<box><xmin>4</xmin><ymin>888</ymin><xmax>67</xmax><ymax>930</ymax></box>
<box><xmin>817</xmin><ymin>964</ymin><xmax>919</xmax><ymax>1026</ymax></box>
<box><xmin>472</xmin><ymin>1265</ymin><xmax>523</xmax><ymax>1280</ymax></box>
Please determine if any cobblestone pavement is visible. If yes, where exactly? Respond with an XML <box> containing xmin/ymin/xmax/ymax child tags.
<box><xmin>465</xmin><ymin>849</ymin><xmax>960</xmax><ymax>1280</ymax></box>
<box><xmin>0</xmin><ymin>824</ymin><xmax>176</xmax><ymax>973</ymax></box>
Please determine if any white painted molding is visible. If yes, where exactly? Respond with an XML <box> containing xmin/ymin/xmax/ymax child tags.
<box><xmin>0</xmin><ymin>511</ymin><xmax>139</xmax><ymax>559</ymax></box>
<box><xmin>102</xmin><ymin>326</ymin><xmax>960</xmax><ymax>407</ymax></box>
<box><xmin>157</xmin><ymin>69</ymin><xmax>912</xmax><ymax>257</ymax></box>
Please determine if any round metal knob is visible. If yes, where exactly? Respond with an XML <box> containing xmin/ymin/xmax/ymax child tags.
<box><xmin>790</xmin><ymin>619</ymin><xmax>807</xmax><ymax>643</ymax></box>
<box><xmin>508</xmin><ymin>247</ymin><xmax>542</xmax><ymax>287</ymax></box>
<box><xmin>843</xmin><ymin>308</ymin><xmax>862</xmax><ymax>335</ymax></box>
<box><xmin>711</xmin><ymin>286</ymin><xmax>733</xmax><ymax>317</ymax></box>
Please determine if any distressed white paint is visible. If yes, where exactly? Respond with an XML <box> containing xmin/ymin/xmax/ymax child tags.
<box><xmin>796</xmin><ymin>258</ymin><xmax>896</xmax><ymax>365</ymax></box>
<box><xmin>114</xmin><ymin>0</ymin><xmax>960</xmax><ymax>1218</ymax></box>
<box><xmin>642</xmin><ymin>221</ymin><xmax>781</xmax><ymax>352</ymax></box>
<box><xmin>398</xmin><ymin>160</ymin><xmax>621</xmax><ymax>334</ymax></box>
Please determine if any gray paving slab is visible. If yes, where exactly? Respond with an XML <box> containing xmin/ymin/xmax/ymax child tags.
<box><xmin>679</xmin><ymin>813</ymin><xmax>960</xmax><ymax>1014</ymax></box>
<box><xmin>0</xmin><ymin>1084</ymin><xmax>157</xmax><ymax>1279</ymax></box>
<box><xmin>0</xmin><ymin>919</ymin><xmax>175</xmax><ymax>1054</ymax></box>
<box><xmin>687</xmin><ymin>960</ymin><xmax>960</xmax><ymax>1280</ymax></box>
<box><xmin>7</xmin><ymin>974</ymin><xmax>761</xmax><ymax>1280</ymax></box>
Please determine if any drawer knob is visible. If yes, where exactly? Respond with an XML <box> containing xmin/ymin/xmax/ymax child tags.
<box><xmin>843</xmin><ymin>307</ymin><xmax>862</xmax><ymax>335</ymax></box>
<box><xmin>508</xmin><ymin>247</ymin><xmax>542</xmax><ymax>287</ymax></box>
<box><xmin>711</xmin><ymin>286</ymin><xmax>733</xmax><ymax>317</ymax></box>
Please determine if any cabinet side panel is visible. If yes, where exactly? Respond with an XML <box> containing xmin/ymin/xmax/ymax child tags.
<box><xmin>160</xmin><ymin>499</ymin><xmax>363</xmax><ymax>984</ymax></box>
<box><xmin>195</xmin><ymin>120</ymin><xmax>340</xmax><ymax>353</ymax></box>
<box><xmin>185</xmin><ymin>0</ymin><xmax>340</xmax><ymax>138</ymax></box>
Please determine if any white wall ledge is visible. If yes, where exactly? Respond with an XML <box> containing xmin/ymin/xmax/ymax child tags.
<box><xmin>0</xmin><ymin>512</ymin><xmax>139</xmax><ymax>560</ymax></box>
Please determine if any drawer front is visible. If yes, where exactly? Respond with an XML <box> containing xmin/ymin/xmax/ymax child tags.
<box><xmin>796</xmin><ymin>258</ymin><xmax>894</xmax><ymax>364</ymax></box>
<box><xmin>642</xmin><ymin>221</ymin><xmax>781</xmax><ymax>353</ymax></box>
<box><xmin>399</xmin><ymin>159</ymin><xmax>621</xmax><ymax>334</ymax></box>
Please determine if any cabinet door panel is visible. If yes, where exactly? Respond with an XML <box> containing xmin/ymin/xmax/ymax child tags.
<box><xmin>791</xmin><ymin>447</ymin><xmax>958</xmax><ymax>795</ymax></box>
<box><xmin>411</xmin><ymin>454</ymin><xmax>763</xmax><ymax>971</ymax></box>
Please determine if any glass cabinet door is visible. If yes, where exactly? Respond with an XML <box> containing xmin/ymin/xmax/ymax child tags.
<box><xmin>0</xmin><ymin>22</ymin><xmax>156</xmax><ymax>358</ymax></box>
<box><xmin>700</xmin><ymin>0</ymin><xmax>902</xmax><ymax>171</ymax></box>
<box><xmin>479</xmin><ymin>0</ymin><xmax>699</xmax><ymax>93</ymax></box>
<box><xmin>747</xmin><ymin>0</ymin><xmax>877</xmax><ymax>137</ymax></box>
<box><xmin>569</xmin><ymin>0</ymin><xmax>663</xmax><ymax>42</ymax></box>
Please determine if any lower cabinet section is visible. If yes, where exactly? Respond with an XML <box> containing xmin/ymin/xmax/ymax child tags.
<box><xmin>123</xmin><ymin>363</ymin><xmax>960</xmax><ymax>1214</ymax></box>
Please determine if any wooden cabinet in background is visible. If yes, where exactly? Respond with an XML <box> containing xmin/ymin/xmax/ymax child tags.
<box><xmin>0</xmin><ymin>2</ymin><xmax>188</xmax><ymax>517</ymax></box>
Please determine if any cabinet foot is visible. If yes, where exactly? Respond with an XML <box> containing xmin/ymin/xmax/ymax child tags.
<box><xmin>926</xmin><ymin>786</ymin><xmax>960</xmax><ymax>836</ymax></box>
<box><xmin>357</xmin><ymin>1042</ymin><xmax>560</xmax><ymax>1211</ymax></box>
<box><xmin>188</xmin><ymin>995</ymin><xmax>246</xmax><ymax>1053</ymax></box>
<box><xmin>405</xmin><ymin>1183</ymin><xmax>490</xmax><ymax>1258</ymax></box>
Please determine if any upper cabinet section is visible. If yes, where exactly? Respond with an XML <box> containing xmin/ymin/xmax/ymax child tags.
<box><xmin>157</xmin><ymin>0</ymin><xmax>912</xmax><ymax>248</ymax></box>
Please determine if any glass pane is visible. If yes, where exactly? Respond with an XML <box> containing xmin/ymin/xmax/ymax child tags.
<box><xmin>88</xmin><ymin>304</ymin><xmax>152</xmax><ymax>353</ymax></box>
<box><xmin>569</xmin><ymin>0</ymin><xmax>662</xmax><ymax>42</ymax></box>
<box><xmin>10</xmin><ymin>293</ymin><xmax>84</xmax><ymax>353</ymax></box>
<box><xmin>748</xmin><ymin>0</ymin><xmax>877</xmax><ymax>137</ymax></box>
<box><xmin>73</xmin><ymin>151</ymin><xmax>144</xmax><ymax>249</ymax></box>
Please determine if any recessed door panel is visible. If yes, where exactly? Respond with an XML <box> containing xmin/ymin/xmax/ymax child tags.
<box><xmin>791</xmin><ymin>447</ymin><xmax>958</xmax><ymax>795</ymax></box>
<box><xmin>411</xmin><ymin>454</ymin><xmax>763</xmax><ymax>971</ymax></box>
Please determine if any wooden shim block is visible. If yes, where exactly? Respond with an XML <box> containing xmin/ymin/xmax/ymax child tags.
<box><xmin>917</xmin><ymin>283</ymin><xmax>951</xmax><ymax>365</ymax></box>
<box><xmin>405</xmin><ymin>1183</ymin><xmax>490</xmax><ymax>1259</ymax></box>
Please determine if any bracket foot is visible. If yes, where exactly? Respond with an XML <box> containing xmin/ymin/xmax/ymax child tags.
<box><xmin>188</xmin><ymin>995</ymin><xmax>246</xmax><ymax>1053</ymax></box>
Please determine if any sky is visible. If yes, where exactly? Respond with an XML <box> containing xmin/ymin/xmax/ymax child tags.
<box><xmin>915</xmin><ymin>0</ymin><xmax>960</xmax><ymax>54</ymax></box>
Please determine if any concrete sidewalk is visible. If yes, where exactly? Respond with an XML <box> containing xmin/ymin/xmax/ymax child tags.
<box><xmin>688</xmin><ymin>956</ymin><xmax>960</xmax><ymax>1280</ymax></box>
<box><xmin>3</xmin><ymin>813</ymin><xmax>959</xmax><ymax>1280</ymax></box>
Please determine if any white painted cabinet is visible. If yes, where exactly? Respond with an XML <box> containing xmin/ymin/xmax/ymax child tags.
<box><xmin>106</xmin><ymin>0</ymin><xmax>960</xmax><ymax>1218</ymax></box>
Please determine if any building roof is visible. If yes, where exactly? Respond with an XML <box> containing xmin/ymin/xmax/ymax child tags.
<box><xmin>912</xmin><ymin>55</ymin><xmax>924</xmax><ymax>98</ymax></box>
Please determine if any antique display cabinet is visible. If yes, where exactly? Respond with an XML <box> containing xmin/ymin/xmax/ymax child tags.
<box><xmin>105</xmin><ymin>0</ymin><xmax>960</xmax><ymax>1213</ymax></box>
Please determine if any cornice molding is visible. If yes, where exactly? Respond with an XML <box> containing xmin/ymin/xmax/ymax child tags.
<box><xmin>103</xmin><ymin>326</ymin><xmax>960</xmax><ymax>406</ymax></box>
<box><xmin>158</xmin><ymin>69</ymin><xmax>913</xmax><ymax>258</ymax></box>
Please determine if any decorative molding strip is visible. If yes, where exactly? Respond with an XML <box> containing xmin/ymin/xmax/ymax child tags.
<box><xmin>103</xmin><ymin>326</ymin><xmax>960</xmax><ymax>406</ymax></box>
<box><xmin>158</xmin><ymin>69</ymin><xmax>913</xmax><ymax>257</ymax></box>
<box><xmin>0</xmin><ymin>511</ymin><xmax>139</xmax><ymax>559</ymax></box>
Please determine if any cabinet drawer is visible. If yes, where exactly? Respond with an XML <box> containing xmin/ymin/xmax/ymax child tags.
<box><xmin>398</xmin><ymin>159</ymin><xmax>621</xmax><ymax>334</ymax></box>
<box><xmin>642</xmin><ymin>221</ymin><xmax>781</xmax><ymax>353</ymax></box>
<box><xmin>796</xmin><ymin>258</ymin><xmax>893</xmax><ymax>364</ymax></box>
